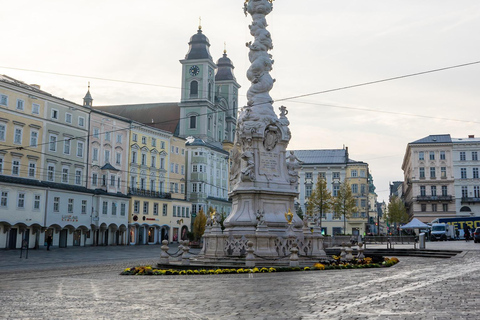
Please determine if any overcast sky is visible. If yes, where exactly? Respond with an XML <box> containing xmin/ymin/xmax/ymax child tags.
<box><xmin>2</xmin><ymin>0</ymin><xmax>480</xmax><ymax>202</ymax></box>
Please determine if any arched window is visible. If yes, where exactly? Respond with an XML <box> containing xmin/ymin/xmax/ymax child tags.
<box><xmin>190</xmin><ymin>81</ymin><xmax>198</xmax><ymax>96</ymax></box>
<box><xmin>460</xmin><ymin>206</ymin><xmax>471</xmax><ymax>212</ymax></box>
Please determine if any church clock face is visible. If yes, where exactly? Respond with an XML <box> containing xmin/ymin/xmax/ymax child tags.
<box><xmin>189</xmin><ymin>65</ymin><xmax>200</xmax><ymax>76</ymax></box>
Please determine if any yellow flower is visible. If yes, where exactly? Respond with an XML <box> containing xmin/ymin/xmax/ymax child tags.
<box><xmin>268</xmin><ymin>267</ymin><xmax>276</xmax><ymax>272</ymax></box>
<box><xmin>252</xmin><ymin>267</ymin><xmax>259</xmax><ymax>273</ymax></box>
<box><xmin>123</xmin><ymin>268</ymin><xmax>131</xmax><ymax>272</ymax></box>
<box><xmin>237</xmin><ymin>268</ymin><xmax>244</xmax><ymax>273</ymax></box>
<box><xmin>314</xmin><ymin>263</ymin><xmax>325</xmax><ymax>270</ymax></box>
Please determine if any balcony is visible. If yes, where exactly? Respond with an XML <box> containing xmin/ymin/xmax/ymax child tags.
<box><xmin>461</xmin><ymin>197</ymin><xmax>480</xmax><ymax>204</ymax></box>
<box><xmin>128</xmin><ymin>188</ymin><xmax>171</xmax><ymax>199</ymax></box>
<box><xmin>416</xmin><ymin>195</ymin><xmax>452</xmax><ymax>202</ymax></box>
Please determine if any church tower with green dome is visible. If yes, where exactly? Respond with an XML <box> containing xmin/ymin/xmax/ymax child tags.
<box><xmin>179</xmin><ymin>26</ymin><xmax>239</xmax><ymax>148</ymax></box>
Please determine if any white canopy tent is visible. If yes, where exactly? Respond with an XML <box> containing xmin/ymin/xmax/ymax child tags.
<box><xmin>400</xmin><ymin>218</ymin><xmax>430</xmax><ymax>229</ymax></box>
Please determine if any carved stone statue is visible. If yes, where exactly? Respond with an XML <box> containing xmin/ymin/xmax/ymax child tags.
<box><xmin>286</xmin><ymin>151</ymin><xmax>303</xmax><ymax>184</ymax></box>
<box><xmin>255</xmin><ymin>210</ymin><xmax>265</xmax><ymax>226</ymax></box>
<box><xmin>241</xmin><ymin>150</ymin><xmax>255</xmax><ymax>181</ymax></box>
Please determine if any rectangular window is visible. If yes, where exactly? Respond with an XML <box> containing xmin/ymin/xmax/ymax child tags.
<box><xmin>134</xmin><ymin>200</ymin><xmax>140</xmax><ymax>213</ymax></box>
<box><xmin>34</xmin><ymin>195</ymin><xmax>41</xmax><ymax>210</ymax></box>
<box><xmin>163</xmin><ymin>204</ymin><xmax>168</xmax><ymax>216</ymax></box>
<box><xmin>92</xmin><ymin>173</ymin><xmax>98</xmax><ymax>185</ymax></box>
<box><xmin>305</xmin><ymin>184</ymin><xmax>312</xmax><ymax>197</ymax></box>
<box><xmin>160</xmin><ymin>158</ymin><xmax>165</xmax><ymax>169</ymax></box>
<box><xmin>474</xmin><ymin>186</ymin><xmax>480</xmax><ymax>198</ymax></box>
<box><xmin>161</xmin><ymin>141</ymin><xmax>165</xmax><ymax>149</ymax></box>
<box><xmin>0</xmin><ymin>157</ymin><xmax>3</xmax><ymax>173</ymax></box>
<box><xmin>351</xmin><ymin>184</ymin><xmax>358</xmax><ymax>193</ymax></box>
<box><xmin>63</xmin><ymin>138</ymin><xmax>71</xmax><ymax>155</ymax></box>
<box><xmin>175</xmin><ymin>164</ymin><xmax>178</xmax><ymax>173</ymax></box>
<box><xmin>105</xmin><ymin>150</ymin><xmax>110</xmax><ymax>163</ymax></box>
<box><xmin>460</xmin><ymin>152</ymin><xmax>466</xmax><ymax>161</ymax></box>
<box><xmin>28</xmin><ymin>162</ymin><xmax>36</xmax><ymax>178</ymax></box>
<box><xmin>173</xmin><ymin>206</ymin><xmax>176</xmax><ymax>217</ymax></box>
<box><xmin>186</xmin><ymin>208</ymin><xmax>189</xmax><ymax>218</ymax></box>
<box><xmin>421</xmin><ymin>204</ymin><xmax>426</xmax><ymax>212</ymax></box>
<box><xmin>141</xmin><ymin>154</ymin><xmax>147</xmax><ymax>166</ymax></box>
<box><xmin>68</xmin><ymin>199</ymin><xmax>74</xmax><ymax>213</ymax></box>
<box><xmin>150</xmin><ymin>179</ymin><xmax>155</xmax><ymax>192</ymax></box>
<box><xmin>92</xmin><ymin>148</ymin><xmax>99</xmax><ymax>161</ymax></box>
<box><xmin>420</xmin><ymin>186</ymin><xmax>426</xmax><ymax>196</ymax></box>
<box><xmin>17</xmin><ymin>193</ymin><xmax>25</xmax><ymax>208</ymax></box>
<box><xmin>51</xmin><ymin>109</ymin><xmax>58</xmax><ymax>120</ymax></box>
<box><xmin>419</xmin><ymin>152</ymin><xmax>424</xmax><ymax>161</ymax></box>
<box><xmin>151</xmin><ymin>138</ymin><xmax>156</xmax><ymax>147</ymax></box>
<box><xmin>93</xmin><ymin>128</ymin><xmax>100</xmax><ymax>139</ymax></box>
<box><xmin>0</xmin><ymin>94</ymin><xmax>8</xmax><ymax>106</ymax></box>
<box><xmin>474</xmin><ymin>168</ymin><xmax>479</xmax><ymax>179</ymax></box>
<box><xmin>115</xmin><ymin>152</ymin><xmax>121</xmax><ymax>165</ymax></box>
<box><xmin>141</xmin><ymin>136</ymin><xmax>146</xmax><ymax>144</ymax></box>
<box><xmin>47</xmin><ymin>165</ymin><xmax>55</xmax><ymax>181</ymax></box>
<box><xmin>441</xmin><ymin>167</ymin><xmax>446</xmax><ymax>178</ymax></box>
<box><xmin>12</xmin><ymin>160</ymin><xmax>20</xmax><ymax>175</ymax></box>
<box><xmin>431</xmin><ymin>186</ymin><xmax>437</xmax><ymax>196</ymax></box>
<box><xmin>116</xmin><ymin>134</ymin><xmax>122</xmax><ymax>144</ymax></box>
<box><xmin>192</xmin><ymin>184</ymin><xmax>197</xmax><ymax>193</ymax></box>
<box><xmin>77</xmin><ymin>141</ymin><xmax>84</xmax><ymax>157</ymax></box>
<box><xmin>430</xmin><ymin>167</ymin><xmax>436</xmax><ymax>178</ymax></box>
<box><xmin>111</xmin><ymin>175</ymin><xmax>115</xmax><ymax>186</ymax></box>
<box><xmin>143</xmin><ymin>201</ymin><xmax>149</xmax><ymax>214</ymax></box>
<box><xmin>351</xmin><ymin>170</ymin><xmax>357</xmax><ymax>177</ymax></box>
<box><xmin>473</xmin><ymin>152</ymin><xmax>478</xmax><ymax>161</ymax></box>
<box><xmin>132</xmin><ymin>133</ymin><xmax>137</xmax><ymax>142</ymax></box>
<box><xmin>62</xmin><ymin>168</ymin><xmax>69</xmax><ymax>183</ymax></box>
<box><xmin>81</xmin><ymin>200</ymin><xmax>87</xmax><ymax>214</ymax></box>
<box><xmin>153</xmin><ymin>203</ymin><xmax>159</xmax><ymax>216</ymax></box>
<box><xmin>0</xmin><ymin>191</ymin><xmax>7</xmax><ymax>207</ymax></box>
<box><xmin>360</xmin><ymin>170</ymin><xmax>366</xmax><ymax>177</ymax></box>
<box><xmin>78</xmin><ymin>117</ymin><xmax>85</xmax><ymax>127</ymax></box>
<box><xmin>49</xmin><ymin>135</ymin><xmax>57</xmax><ymax>151</ymax></box>
<box><xmin>193</xmin><ymin>164</ymin><xmax>198</xmax><ymax>172</ymax></box>
<box><xmin>182</xmin><ymin>207</ymin><xmax>185</xmax><ymax>217</ymax></box>
<box><xmin>432</xmin><ymin>204</ymin><xmax>437</xmax><ymax>212</ymax></box>
<box><xmin>181</xmin><ymin>184</ymin><xmax>185</xmax><ymax>194</ymax></box>
<box><xmin>30</xmin><ymin>131</ymin><xmax>38</xmax><ymax>147</ymax></box>
<box><xmin>16</xmin><ymin>99</ymin><xmax>24</xmax><ymax>111</ymax></box>
<box><xmin>121</xmin><ymin>203</ymin><xmax>126</xmax><ymax>216</ymax></box>
<box><xmin>53</xmin><ymin>197</ymin><xmax>60</xmax><ymax>212</ymax></box>
<box><xmin>151</xmin><ymin>156</ymin><xmax>156</xmax><ymax>167</ymax></box>
<box><xmin>461</xmin><ymin>168</ymin><xmax>467</xmax><ymax>179</ymax></box>
<box><xmin>442</xmin><ymin>185</ymin><xmax>448</xmax><ymax>196</ymax></box>
<box><xmin>65</xmin><ymin>113</ymin><xmax>72</xmax><ymax>124</ymax></box>
<box><xmin>361</xmin><ymin>199</ymin><xmax>366</xmax><ymax>208</ymax></box>
<box><xmin>131</xmin><ymin>151</ymin><xmax>137</xmax><ymax>163</ymax></box>
<box><xmin>429</xmin><ymin>151</ymin><xmax>435</xmax><ymax>160</ymax></box>
<box><xmin>75</xmin><ymin>170</ymin><xmax>82</xmax><ymax>185</ymax></box>
<box><xmin>333</xmin><ymin>185</ymin><xmax>339</xmax><ymax>196</ymax></box>
<box><xmin>0</xmin><ymin>124</ymin><xmax>5</xmax><ymax>141</ymax></box>
<box><xmin>112</xmin><ymin>202</ymin><xmax>117</xmax><ymax>215</ymax></box>
<box><xmin>462</xmin><ymin>186</ymin><xmax>468</xmax><ymax>198</ymax></box>
<box><xmin>102</xmin><ymin>201</ymin><xmax>108</xmax><ymax>215</ymax></box>
<box><xmin>14</xmin><ymin>128</ymin><xmax>23</xmax><ymax>144</ymax></box>
<box><xmin>440</xmin><ymin>151</ymin><xmax>446</xmax><ymax>160</ymax></box>
<box><xmin>105</xmin><ymin>131</ymin><xmax>111</xmax><ymax>142</ymax></box>
<box><xmin>305</xmin><ymin>172</ymin><xmax>312</xmax><ymax>179</ymax></box>
<box><xmin>360</xmin><ymin>184</ymin><xmax>366</xmax><ymax>195</ymax></box>
<box><xmin>443</xmin><ymin>204</ymin><xmax>448</xmax><ymax>212</ymax></box>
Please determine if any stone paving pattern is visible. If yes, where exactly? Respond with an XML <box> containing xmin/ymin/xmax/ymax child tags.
<box><xmin>1</xmin><ymin>242</ymin><xmax>479</xmax><ymax>319</ymax></box>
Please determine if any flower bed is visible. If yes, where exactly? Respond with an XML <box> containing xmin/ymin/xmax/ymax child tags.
<box><xmin>120</xmin><ymin>257</ymin><xmax>400</xmax><ymax>276</ymax></box>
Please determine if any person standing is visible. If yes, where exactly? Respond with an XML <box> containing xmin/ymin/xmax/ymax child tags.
<box><xmin>46</xmin><ymin>235</ymin><xmax>53</xmax><ymax>251</ymax></box>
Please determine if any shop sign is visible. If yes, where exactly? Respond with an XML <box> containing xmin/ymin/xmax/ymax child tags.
<box><xmin>62</xmin><ymin>215</ymin><xmax>78</xmax><ymax>222</ymax></box>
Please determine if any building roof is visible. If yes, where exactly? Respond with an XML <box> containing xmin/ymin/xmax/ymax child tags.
<box><xmin>215</xmin><ymin>52</ymin><xmax>236</xmax><ymax>82</ymax></box>
<box><xmin>410</xmin><ymin>134</ymin><xmax>452</xmax><ymax>144</ymax></box>
<box><xmin>185</xmin><ymin>137</ymin><xmax>229</xmax><ymax>155</ymax></box>
<box><xmin>184</xmin><ymin>28</ymin><xmax>212</xmax><ymax>61</ymax></box>
<box><xmin>290</xmin><ymin>149</ymin><xmax>348</xmax><ymax>165</ymax></box>
<box><xmin>94</xmin><ymin>103</ymin><xmax>180</xmax><ymax>135</ymax></box>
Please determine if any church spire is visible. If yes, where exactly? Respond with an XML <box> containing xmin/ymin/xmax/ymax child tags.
<box><xmin>83</xmin><ymin>82</ymin><xmax>93</xmax><ymax>107</ymax></box>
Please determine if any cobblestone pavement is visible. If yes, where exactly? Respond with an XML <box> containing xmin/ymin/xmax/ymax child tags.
<box><xmin>1</xmin><ymin>242</ymin><xmax>480</xmax><ymax>319</ymax></box>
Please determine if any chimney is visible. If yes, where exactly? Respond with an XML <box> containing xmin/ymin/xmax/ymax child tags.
<box><xmin>468</xmin><ymin>135</ymin><xmax>475</xmax><ymax>139</ymax></box>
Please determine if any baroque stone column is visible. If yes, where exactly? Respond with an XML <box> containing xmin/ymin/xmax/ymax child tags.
<box><xmin>224</xmin><ymin>0</ymin><xmax>302</xmax><ymax>238</ymax></box>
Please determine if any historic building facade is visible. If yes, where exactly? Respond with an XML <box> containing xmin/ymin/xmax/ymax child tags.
<box><xmin>401</xmin><ymin>135</ymin><xmax>456</xmax><ymax>222</ymax></box>
<box><xmin>293</xmin><ymin>148</ymin><xmax>372</xmax><ymax>236</ymax></box>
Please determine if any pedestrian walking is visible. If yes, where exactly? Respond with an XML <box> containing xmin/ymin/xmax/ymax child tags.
<box><xmin>464</xmin><ymin>224</ymin><xmax>470</xmax><ymax>242</ymax></box>
<box><xmin>46</xmin><ymin>235</ymin><xmax>53</xmax><ymax>250</ymax></box>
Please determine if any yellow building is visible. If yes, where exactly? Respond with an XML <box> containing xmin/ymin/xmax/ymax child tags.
<box><xmin>345</xmin><ymin>162</ymin><xmax>369</xmax><ymax>235</ymax></box>
<box><xmin>127</xmin><ymin>123</ymin><xmax>191</xmax><ymax>244</ymax></box>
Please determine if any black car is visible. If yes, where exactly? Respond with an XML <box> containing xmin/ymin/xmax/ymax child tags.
<box><xmin>474</xmin><ymin>227</ymin><xmax>480</xmax><ymax>243</ymax></box>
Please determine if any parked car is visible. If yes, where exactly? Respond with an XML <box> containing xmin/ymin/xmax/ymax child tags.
<box><xmin>474</xmin><ymin>227</ymin><xmax>480</xmax><ymax>243</ymax></box>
